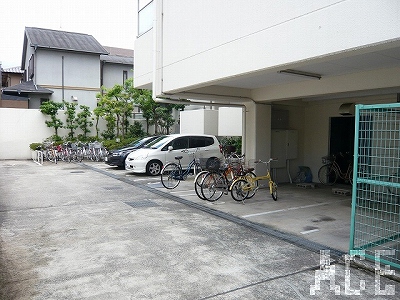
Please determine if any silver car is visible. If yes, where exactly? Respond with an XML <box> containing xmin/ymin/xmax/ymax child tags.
<box><xmin>125</xmin><ymin>134</ymin><xmax>224</xmax><ymax>176</ymax></box>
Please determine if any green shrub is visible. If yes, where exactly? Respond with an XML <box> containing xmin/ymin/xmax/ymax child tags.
<box><xmin>29</xmin><ymin>143</ymin><xmax>43</xmax><ymax>150</ymax></box>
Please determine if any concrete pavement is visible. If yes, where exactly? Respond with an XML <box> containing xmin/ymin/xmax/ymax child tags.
<box><xmin>0</xmin><ymin>160</ymin><xmax>399</xmax><ymax>299</ymax></box>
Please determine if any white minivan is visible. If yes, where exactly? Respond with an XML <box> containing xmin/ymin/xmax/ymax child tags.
<box><xmin>125</xmin><ymin>134</ymin><xmax>224</xmax><ymax>176</ymax></box>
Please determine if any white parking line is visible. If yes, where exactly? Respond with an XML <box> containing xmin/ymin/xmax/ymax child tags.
<box><xmin>300</xmin><ymin>229</ymin><xmax>320</xmax><ymax>235</ymax></box>
<box><xmin>241</xmin><ymin>202</ymin><xmax>331</xmax><ymax>218</ymax></box>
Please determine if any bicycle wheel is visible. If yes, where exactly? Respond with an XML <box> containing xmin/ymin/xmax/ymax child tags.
<box><xmin>244</xmin><ymin>171</ymin><xmax>258</xmax><ymax>199</ymax></box>
<box><xmin>201</xmin><ymin>172</ymin><xmax>224</xmax><ymax>202</ymax></box>
<box><xmin>348</xmin><ymin>167</ymin><xmax>353</xmax><ymax>185</ymax></box>
<box><xmin>194</xmin><ymin>170</ymin><xmax>209</xmax><ymax>200</ymax></box>
<box><xmin>230</xmin><ymin>179</ymin><xmax>250</xmax><ymax>202</ymax></box>
<box><xmin>271</xmin><ymin>182</ymin><xmax>278</xmax><ymax>201</ymax></box>
<box><xmin>318</xmin><ymin>164</ymin><xmax>338</xmax><ymax>185</ymax></box>
<box><xmin>161</xmin><ymin>163</ymin><xmax>181</xmax><ymax>189</ymax></box>
<box><xmin>76</xmin><ymin>149</ymin><xmax>84</xmax><ymax>162</ymax></box>
<box><xmin>193</xmin><ymin>162</ymin><xmax>202</xmax><ymax>175</ymax></box>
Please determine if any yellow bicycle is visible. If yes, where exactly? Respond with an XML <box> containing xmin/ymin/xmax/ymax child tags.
<box><xmin>229</xmin><ymin>159</ymin><xmax>278</xmax><ymax>202</ymax></box>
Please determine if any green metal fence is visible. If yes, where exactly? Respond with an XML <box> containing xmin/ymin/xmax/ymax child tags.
<box><xmin>350</xmin><ymin>103</ymin><xmax>400</xmax><ymax>269</ymax></box>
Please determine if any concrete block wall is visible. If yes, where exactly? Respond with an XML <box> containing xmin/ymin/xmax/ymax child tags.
<box><xmin>0</xmin><ymin>108</ymin><xmax>107</xmax><ymax>159</ymax></box>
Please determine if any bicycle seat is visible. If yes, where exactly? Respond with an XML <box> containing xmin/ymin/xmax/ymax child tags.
<box><xmin>244</xmin><ymin>167</ymin><xmax>254</xmax><ymax>173</ymax></box>
<box><xmin>175</xmin><ymin>156</ymin><xmax>183</xmax><ymax>160</ymax></box>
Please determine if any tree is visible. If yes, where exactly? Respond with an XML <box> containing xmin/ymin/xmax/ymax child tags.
<box><xmin>128</xmin><ymin>121</ymin><xmax>145</xmax><ymax>137</ymax></box>
<box><xmin>94</xmin><ymin>78</ymin><xmax>185</xmax><ymax>138</ymax></box>
<box><xmin>96</xmin><ymin>82</ymin><xmax>134</xmax><ymax>139</ymax></box>
<box><xmin>76</xmin><ymin>105</ymin><xmax>93</xmax><ymax>140</ymax></box>
<box><xmin>134</xmin><ymin>89</ymin><xmax>155</xmax><ymax>134</ymax></box>
<box><xmin>39</xmin><ymin>100</ymin><xmax>64</xmax><ymax>138</ymax></box>
<box><xmin>131</xmin><ymin>87</ymin><xmax>185</xmax><ymax>134</ymax></box>
<box><xmin>63</xmin><ymin>101</ymin><xmax>78</xmax><ymax>140</ymax></box>
<box><xmin>93</xmin><ymin>103</ymin><xmax>105</xmax><ymax>139</ymax></box>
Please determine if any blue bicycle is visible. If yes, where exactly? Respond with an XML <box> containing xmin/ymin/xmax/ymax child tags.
<box><xmin>161</xmin><ymin>150</ymin><xmax>202</xmax><ymax>189</ymax></box>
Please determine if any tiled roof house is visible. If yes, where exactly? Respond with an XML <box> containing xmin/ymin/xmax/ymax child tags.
<box><xmin>1</xmin><ymin>27</ymin><xmax>133</xmax><ymax>109</ymax></box>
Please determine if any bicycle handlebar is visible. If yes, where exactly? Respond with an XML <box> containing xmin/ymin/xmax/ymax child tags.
<box><xmin>254</xmin><ymin>158</ymin><xmax>277</xmax><ymax>164</ymax></box>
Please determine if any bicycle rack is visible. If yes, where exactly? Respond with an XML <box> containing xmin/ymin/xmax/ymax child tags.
<box><xmin>32</xmin><ymin>150</ymin><xmax>43</xmax><ymax>166</ymax></box>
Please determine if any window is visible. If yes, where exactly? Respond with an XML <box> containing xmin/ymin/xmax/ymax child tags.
<box><xmin>171</xmin><ymin>137</ymin><xmax>189</xmax><ymax>150</ymax></box>
<box><xmin>123</xmin><ymin>70</ymin><xmax>128</xmax><ymax>84</ymax></box>
<box><xmin>162</xmin><ymin>136</ymin><xmax>189</xmax><ymax>151</ymax></box>
<box><xmin>189</xmin><ymin>136</ymin><xmax>214</xmax><ymax>148</ymax></box>
<box><xmin>138</xmin><ymin>0</ymin><xmax>154</xmax><ymax>36</ymax></box>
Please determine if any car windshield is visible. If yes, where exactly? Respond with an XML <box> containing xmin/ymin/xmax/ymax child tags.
<box><xmin>145</xmin><ymin>135</ymin><xmax>169</xmax><ymax>149</ymax></box>
<box><xmin>128</xmin><ymin>138</ymin><xmax>143</xmax><ymax>148</ymax></box>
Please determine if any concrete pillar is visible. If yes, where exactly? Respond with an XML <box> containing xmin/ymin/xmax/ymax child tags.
<box><xmin>244</xmin><ymin>102</ymin><xmax>271</xmax><ymax>165</ymax></box>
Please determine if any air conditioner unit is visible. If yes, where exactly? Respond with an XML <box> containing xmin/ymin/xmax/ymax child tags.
<box><xmin>339</xmin><ymin>103</ymin><xmax>355</xmax><ymax>115</ymax></box>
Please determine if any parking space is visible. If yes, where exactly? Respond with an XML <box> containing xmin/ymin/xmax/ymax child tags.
<box><xmin>90</xmin><ymin>161</ymin><xmax>353</xmax><ymax>253</ymax></box>
<box><xmin>2</xmin><ymin>159</ymin><xmax>399</xmax><ymax>298</ymax></box>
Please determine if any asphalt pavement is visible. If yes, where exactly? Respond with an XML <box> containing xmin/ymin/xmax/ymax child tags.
<box><xmin>0</xmin><ymin>160</ymin><xmax>399</xmax><ymax>299</ymax></box>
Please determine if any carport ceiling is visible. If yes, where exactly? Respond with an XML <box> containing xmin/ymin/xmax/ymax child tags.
<box><xmin>218</xmin><ymin>44</ymin><xmax>400</xmax><ymax>90</ymax></box>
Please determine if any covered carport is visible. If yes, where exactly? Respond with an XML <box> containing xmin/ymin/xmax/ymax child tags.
<box><xmin>155</xmin><ymin>39</ymin><xmax>400</xmax><ymax>261</ymax></box>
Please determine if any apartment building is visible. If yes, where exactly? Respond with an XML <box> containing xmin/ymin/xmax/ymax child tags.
<box><xmin>133</xmin><ymin>0</ymin><xmax>400</xmax><ymax>181</ymax></box>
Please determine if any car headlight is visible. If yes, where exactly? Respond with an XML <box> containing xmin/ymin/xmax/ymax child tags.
<box><xmin>129</xmin><ymin>153</ymin><xmax>148</xmax><ymax>161</ymax></box>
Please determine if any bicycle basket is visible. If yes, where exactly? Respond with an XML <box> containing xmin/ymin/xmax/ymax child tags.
<box><xmin>205</xmin><ymin>158</ymin><xmax>221</xmax><ymax>171</ymax></box>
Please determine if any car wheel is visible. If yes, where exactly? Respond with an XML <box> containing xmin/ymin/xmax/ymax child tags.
<box><xmin>146</xmin><ymin>160</ymin><xmax>162</xmax><ymax>176</ymax></box>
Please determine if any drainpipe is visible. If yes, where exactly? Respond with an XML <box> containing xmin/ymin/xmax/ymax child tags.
<box><xmin>100</xmin><ymin>60</ymin><xmax>105</xmax><ymax>95</ymax></box>
<box><xmin>62</xmin><ymin>56</ymin><xmax>65</xmax><ymax>101</ymax></box>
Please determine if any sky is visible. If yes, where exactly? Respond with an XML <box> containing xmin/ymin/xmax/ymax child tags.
<box><xmin>0</xmin><ymin>0</ymin><xmax>136</xmax><ymax>69</ymax></box>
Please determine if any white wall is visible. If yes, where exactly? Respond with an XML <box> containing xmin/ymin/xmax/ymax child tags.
<box><xmin>134</xmin><ymin>30</ymin><xmax>153</xmax><ymax>89</ymax></box>
<box><xmin>180</xmin><ymin>108</ymin><xmax>243</xmax><ymax>136</ymax></box>
<box><xmin>179</xmin><ymin>109</ymin><xmax>218</xmax><ymax>135</ymax></box>
<box><xmin>218</xmin><ymin>107</ymin><xmax>242</xmax><ymax>136</ymax></box>
<box><xmin>0</xmin><ymin>108</ymin><xmax>106</xmax><ymax>159</ymax></box>
<box><xmin>135</xmin><ymin>0</ymin><xmax>400</xmax><ymax>92</ymax></box>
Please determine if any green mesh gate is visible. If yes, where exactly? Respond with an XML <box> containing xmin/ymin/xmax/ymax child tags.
<box><xmin>350</xmin><ymin>103</ymin><xmax>400</xmax><ymax>269</ymax></box>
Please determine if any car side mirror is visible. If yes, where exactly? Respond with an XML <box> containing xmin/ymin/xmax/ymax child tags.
<box><xmin>168</xmin><ymin>145</ymin><xmax>173</xmax><ymax>151</ymax></box>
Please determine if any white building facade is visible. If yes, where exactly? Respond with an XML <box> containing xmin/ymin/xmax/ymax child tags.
<box><xmin>134</xmin><ymin>0</ymin><xmax>400</xmax><ymax>182</ymax></box>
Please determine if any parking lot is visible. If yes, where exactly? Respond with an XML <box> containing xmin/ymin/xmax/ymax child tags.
<box><xmin>92</xmin><ymin>161</ymin><xmax>353</xmax><ymax>253</ymax></box>
<box><xmin>1</xmin><ymin>160</ymin><xmax>399</xmax><ymax>299</ymax></box>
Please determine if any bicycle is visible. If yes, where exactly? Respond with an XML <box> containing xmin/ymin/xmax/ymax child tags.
<box><xmin>318</xmin><ymin>152</ymin><xmax>353</xmax><ymax>185</ymax></box>
<box><xmin>229</xmin><ymin>159</ymin><xmax>278</xmax><ymax>202</ymax></box>
<box><xmin>43</xmin><ymin>141</ymin><xmax>58</xmax><ymax>164</ymax></box>
<box><xmin>199</xmin><ymin>156</ymin><xmax>257</xmax><ymax>202</ymax></box>
<box><xmin>194</xmin><ymin>170</ymin><xmax>211</xmax><ymax>200</ymax></box>
<box><xmin>160</xmin><ymin>149</ymin><xmax>202</xmax><ymax>189</ymax></box>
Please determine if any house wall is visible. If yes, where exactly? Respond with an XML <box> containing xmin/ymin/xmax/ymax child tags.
<box><xmin>102</xmin><ymin>63</ymin><xmax>133</xmax><ymax>88</ymax></box>
<box><xmin>34</xmin><ymin>50</ymin><xmax>101</xmax><ymax>109</ymax></box>
<box><xmin>2</xmin><ymin>72</ymin><xmax>23</xmax><ymax>87</ymax></box>
<box><xmin>0</xmin><ymin>100</ymin><xmax>28</xmax><ymax>109</ymax></box>
<box><xmin>23</xmin><ymin>45</ymin><xmax>35</xmax><ymax>80</ymax></box>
